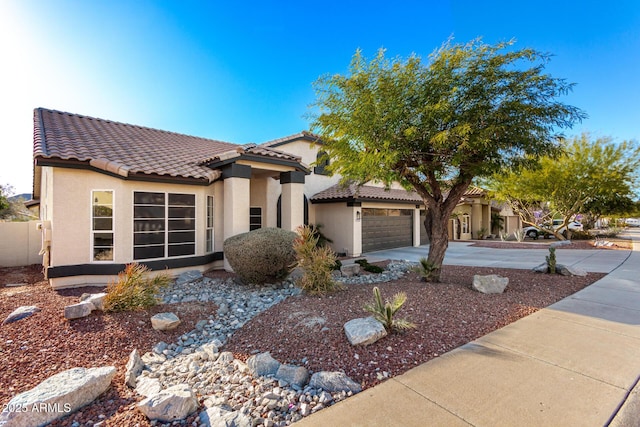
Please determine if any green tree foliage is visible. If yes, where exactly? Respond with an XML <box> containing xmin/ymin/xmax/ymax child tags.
<box><xmin>487</xmin><ymin>134</ymin><xmax>640</xmax><ymax>239</ymax></box>
<box><xmin>0</xmin><ymin>184</ymin><xmax>13</xmax><ymax>216</ymax></box>
<box><xmin>310</xmin><ymin>39</ymin><xmax>584</xmax><ymax>281</ymax></box>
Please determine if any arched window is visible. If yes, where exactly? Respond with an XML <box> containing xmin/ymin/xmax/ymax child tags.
<box><xmin>314</xmin><ymin>151</ymin><xmax>330</xmax><ymax>175</ymax></box>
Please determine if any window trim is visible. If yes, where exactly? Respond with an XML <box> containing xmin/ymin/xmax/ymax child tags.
<box><xmin>91</xmin><ymin>190</ymin><xmax>114</xmax><ymax>262</ymax></box>
<box><xmin>461</xmin><ymin>213</ymin><xmax>470</xmax><ymax>235</ymax></box>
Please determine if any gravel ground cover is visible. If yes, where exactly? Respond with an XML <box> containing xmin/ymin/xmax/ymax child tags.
<box><xmin>0</xmin><ymin>253</ymin><xmax>606</xmax><ymax>426</ymax></box>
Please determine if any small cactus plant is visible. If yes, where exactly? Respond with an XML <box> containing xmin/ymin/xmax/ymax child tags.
<box><xmin>546</xmin><ymin>247</ymin><xmax>557</xmax><ymax>274</ymax></box>
<box><xmin>363</xmin><ymin>286</ymin><xmax>416</xmax><ymax>332</ymax></box>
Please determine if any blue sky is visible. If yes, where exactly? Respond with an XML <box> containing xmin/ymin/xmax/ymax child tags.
<box><xmin>1</xmin><ymin>0</ymin><xmax>639</xmax><ymax>195</ymax></box>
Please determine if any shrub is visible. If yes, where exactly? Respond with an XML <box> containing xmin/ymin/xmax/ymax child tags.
<box><xmin>308</xmin><ymin>223</ymin><xmax>333</xmax><ymax>247</ymax></box>
<box><xmin>103</xmin><ymin>263</ymin><xmax>171</xmax><ymax>312</ymax></box>
<box><xmin>332</xmin><ymin>259</ymin><xmax>343</xmax><ymax>271</ymax></box>
<box><xmin>514</xmin><ymin>229</ymin><xmax>526</xmax><ymax>242</ymax></box>
<box><xmin>293</xmin><ymin>225</ymin><xmax>342</xmax><ymax>295</ymax></box>
<box><xmin>223</xmin><ymin>227</ymin><xmax>297</xmax><ymax>285</ymax></box>
<box><xmin>413</xmin><ymin>257</ymin><xmax>439</xmax><ymax>282</ymax></box>
<box><xmin>569</xmin><ymin>230</ymin><xmax>592</xmax><ymax>240</ymax></box>
<box><xmin>354</xmin><ymin>258</ymin><xmax>384</xmax><ymax>274</ymax></box>
<box><xmin>546</xmin><ymin>247</ymin><xmax>557</xmax><ymax>274</ymax></box>
<box><xmin>363</xmin><ymin>286</ymin><xmax>416</xmax><ymax>332</ymax></box>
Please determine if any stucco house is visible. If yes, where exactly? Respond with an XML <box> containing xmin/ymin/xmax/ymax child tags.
<box><xmin>32</xmin><ymin>108</ymin><xmax>494</xmax><ymax>288</ymax></box>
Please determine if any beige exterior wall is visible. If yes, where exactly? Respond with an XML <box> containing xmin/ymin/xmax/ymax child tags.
<box><xmin>0</xmin><ymin>221</ymin><xmax>43</xmax><ymax>267</ymax></box>
<box><xmin>314</xmin><ymin>203</ymin><xmax>359</xmax><ymax>257</ymax></box>
<box><xmin>44</xmin><ymin>167</ymin><xmax>223</xmax><ymax>287</ymax></box>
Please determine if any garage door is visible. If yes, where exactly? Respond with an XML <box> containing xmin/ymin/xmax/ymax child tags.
<box><xmin>362</xmin><ymin>208</ymin><xmax>413</xmax><ymax>252</ymax></box>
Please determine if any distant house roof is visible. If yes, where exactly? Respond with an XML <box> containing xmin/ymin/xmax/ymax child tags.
<box><xmin>261</xmin><ymin>131</ymin><xmax>322</xmax><ymax>148</ymax></box>
<box><xmin>311</xmin><ymin>183</ymin><xmax>487</xmax><ymax>205</ymax></box>
<box><xmin>33</xmin><ymin>108</ymin><xmax>306</xmax><ymax>186</ymax></box>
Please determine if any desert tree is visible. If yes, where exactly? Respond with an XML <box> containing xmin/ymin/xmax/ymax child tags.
<box><xmin>487</xmin><ymin>134</ymin><xmax>640</xmax><ymax>238</ymax></box>
<box><xmin>310</xmin><ymin>38</ymin><xmax>585</xmax><ymax>281</ymax></box>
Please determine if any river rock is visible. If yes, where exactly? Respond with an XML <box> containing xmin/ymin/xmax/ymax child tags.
<box><xmin>344</xmin><ymin>317</ymin><xmax>387</xmax><ymax>346</ymax></box>
<box><xmin>0</xmin><ymin>366</ymin><xmax>115</xmax><ymax>427</ymax></box>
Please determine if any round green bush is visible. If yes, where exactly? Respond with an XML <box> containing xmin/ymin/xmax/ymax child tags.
<box><xmin>223</xmin><ymin>227</ymin><xmax>297</xmax><ymax>285</ymax></box>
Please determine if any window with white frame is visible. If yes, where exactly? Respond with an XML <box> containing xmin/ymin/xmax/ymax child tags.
<box><xmin>92</xmin><ymin>190</ymin><xmax>114</xmax><ymax>261</ymax></box>
<box><xmin>206</xmin><ymin>195</ymin><xmax>214</xmax><ymax>253</ymax></box>
<box><xmin>461</xmin><ymin>214</ymin><xmax>470</xmax><ymax>234</ymax></box>
<box><xmin>249</xmin><ymin>206</ymin><xmax>262</xmax><ymax>231</ymax></box>
<box><xmin>133</xmin><ymin>192</ymin><xmax>196</xmax><ymax>260</ymax></box>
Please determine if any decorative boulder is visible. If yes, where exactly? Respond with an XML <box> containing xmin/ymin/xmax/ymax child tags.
<box><xmin>309</xmin><ymin>371</ymin><xmax>362</xmax><ymax>393</ymax></box>
<box><xmin>558</xmin><ymin>264</ymin><xmax>588</xmax><ymax>277</ymax></box>
<box><xmin>340</xmin><ymin>264</ymin><xmax>360</xmax><ymax>278</ymax></box>
<box><xmin>125</xmin><ymin>349</ymin><xmax>144</xmax><ymax>388</ymax></box>
<box><xmin>2</xmin><ymin>305</ymin><xmax>40</xmax><ymax>325</ymax></box>
<box><xmin>0</xmin><ymin>366</ymin><xmax>116</xmax><ymax>427</ymax></box>
<box><xmin>64</xmin><ymin>301</ymin><xmax>95</xmax><ymax>319</ymax></box>
<box><xmin>151</xmin><ymin>312</ymin><xmax>181</xmax><ymax>331</ymax></box>
<box><xmin>532</xmin><ymin>263</ymin><xmax>549</xmax><ymax>273</ymax></box>
<box><xmin>472</xmin><ymin>274</ymin><xmax>509</xmax><ymax>294</ymax></box>
<box><xmin>135</xmin><ymin>375</ymin><xmax>162</xmax><ymax>397</ymax></box>
<box><xmin>82</xmin><ymin>292</ymin><xmax>107</xmax><ymax>311</ymax></box>
<box><xmin>137</xmin><ymin>384</ymin><xmax>198</xmax><ymax>422</ymax></box>
<box><xmin>200</xmin><ymin>406</ymin><xmax>252</xmax><ymax>427</ymax></box>
<box><xmin>275</xmin><ymin>364</ymin><xmax>310</xmax><ymax>389</ymax></box>
<box><xmin>344</xmin><ymin>317</ymin><xmax>388</xmax><ymax>346</ymax></box>
<box><xmin>247</xmin><ymin>352</ymin><xmax>281</xmax><ymax>377</ymax></box>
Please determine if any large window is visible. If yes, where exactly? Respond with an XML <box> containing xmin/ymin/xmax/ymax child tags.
<box><xmin>461</xmin><ymin>214</ymin><xmax>470</xmax><ymax>234</ymax></box>
<box><xmin>133</xmin><ymin>192</ymin><xmax>195</xmax><ymax>260</ymax></box>
<box><xmin>206</xmin><ymin>195</ymin><xmax>214</xmax><ymax>253</ymax></box>
<box><xmin>92</xmin><ymin>190</ymin><xmax>114</xmax><ymax>261</ymax></box>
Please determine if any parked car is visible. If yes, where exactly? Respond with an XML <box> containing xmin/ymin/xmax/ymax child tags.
<box><xmin>625</xmin><ymin>218</ymin><xmax>640</xmax><ymax>227</ymax></box>
<box><xmin>523</xmin><ymin>220</ymin><xmax>583</xmax><ymax>239</ymax></box>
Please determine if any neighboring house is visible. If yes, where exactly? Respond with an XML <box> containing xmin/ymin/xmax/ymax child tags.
<box><xmin>32</xmin><ymin>108</ymin><xmax>494</xmax><ymax>289</ymax></box>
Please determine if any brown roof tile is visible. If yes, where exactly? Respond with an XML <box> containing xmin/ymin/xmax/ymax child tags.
<box><xmin>33</xmin><ymin>108</ymin><xmax>305</xmax><ymax>182</ymax></box>
<box><xmin>311</xmin><ymin>183</ymin><xmax>424</xmax><ymax>204</ymax></box>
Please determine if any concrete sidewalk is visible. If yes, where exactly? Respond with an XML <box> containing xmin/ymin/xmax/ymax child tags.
<box><xmin>298</xmin><ymin>232</ymin><xmax>640</xmax><ymax>426</ymax></box>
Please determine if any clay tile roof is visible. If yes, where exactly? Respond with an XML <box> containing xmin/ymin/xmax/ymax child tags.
<box><xmin>33</xmin><ymin>108</ymin><xmax>296</xmax><ymax>181</ymax></box>
<box><xmin>260</xmin><ymin>131</ymin><xmax>321</xmax><ymax>148</ymax></box>
<box><xmin>311</xmin><ymin>183</ymin><xmax>423</xmax><ymax>204</ymax></box>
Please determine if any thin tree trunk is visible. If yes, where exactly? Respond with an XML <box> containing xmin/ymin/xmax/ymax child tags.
<box><xmin>424</xmin><ymin>206</ymin><xmax>449</xmax><ymax>282</ymax></box>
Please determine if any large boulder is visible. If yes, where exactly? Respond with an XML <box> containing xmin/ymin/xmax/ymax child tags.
<box><xmin>246</xmin><ymin>352</ymin><xmax>281</xmax><ymax>377</ymax></box>
<box><xmin>340</xmin><ymin>264</ymin><xmax>360</xmax><ymax>278</ymax></box>
<box><xmin>223</xmin><ymin>227</ymin><xmax>297</xmax><ymax>285</ymax></box>
<box><xmin>151</xmin><ymin>312</ymin><xmax>181</xmax><ymax>331</ymax></box>
<box><xmin>309</xmin><ymin>371</ymin><xmax>362</xmax><ymax>393</ymax></box>
<box><xmin>472</xmin><ymin>274</ymin><xmax>509</xmax><ymax>294</ymax></box>
<box><xmin>2</xmin><ymin>305</ymin><xmax>40</xmax><ymax>325</ymax></box>
<box><xmin>344</xmin><ymin>317</ymin><xmax>387</xmax><ymax>346</ymax></box>
<box><xmin>0</xmin><ymin>366</ymin><xmax>115</xmax><ymax>427</ymax></box>
<box><xmin>135</xmin><ymin>375</ymin><xmax>162</xmax><ymax>397</ymax></box>
<box><xmin>557</xmin><ymin>264</ymin><xmax>588</xmax><ymax>277</ymax></box>
<box><xmin>137</xmin><ymin>384</ymin><xmax>198</xmax><ymax>422</ymax></box>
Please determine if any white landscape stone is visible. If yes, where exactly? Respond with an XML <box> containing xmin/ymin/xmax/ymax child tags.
<box><xmin>151</xmin><ymin>312</ymin><xmax>181</xmax><ymax>331</ymax></box>
<box><xmin>0</xmin><ymin>366</ymin><xmax>115</xmax><ymax>427</ymax></box>
<box><xmin>343</xmin><ymin>317</ymin><xmax>387</xmax><ymax>346</ymax></box>
<box><xmin>472</xmin><ymin>274</ymin><xmax>509</xmax><ymax>294</ymax></box>
<box><xmin>137</xmin><ymin>383</ymin><xmax>198</xmax><ymax>422</ymax></box>
<box><xmin>64</xmin><ymin>301</ymin><xmax>95</xmax><ymax>320</ymax></box>
<box><xmin>124</xmin><ymin>349</ymin><xmax>144</xmax><ymax>388</ymax></box>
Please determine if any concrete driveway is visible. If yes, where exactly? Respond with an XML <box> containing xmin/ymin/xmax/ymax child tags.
<box><xmin>362</xmin><ymin>239</ymin><xmax>633</xmax><ymax>273</ymax></box>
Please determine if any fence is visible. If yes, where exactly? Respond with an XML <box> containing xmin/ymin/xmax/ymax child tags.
<box><xmin>0</xmin><ymin>221</ymin><xmax>43</xmax><ymax>267</ymax></box>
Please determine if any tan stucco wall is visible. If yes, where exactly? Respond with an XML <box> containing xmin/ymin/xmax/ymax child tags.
<box><xmin>0</xmin><ymin>221</ymin><xmax>43</xmax><ymax>267</ymax></box>
<box><xmin>314</xmin><ymin>203</ymin><xmax>358</xmax><ymax>256</ymax></box>
<box><xmin>46</xmin><ymin>168</ymin><xmax>218</xmax><ymax>267</ymax></box>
